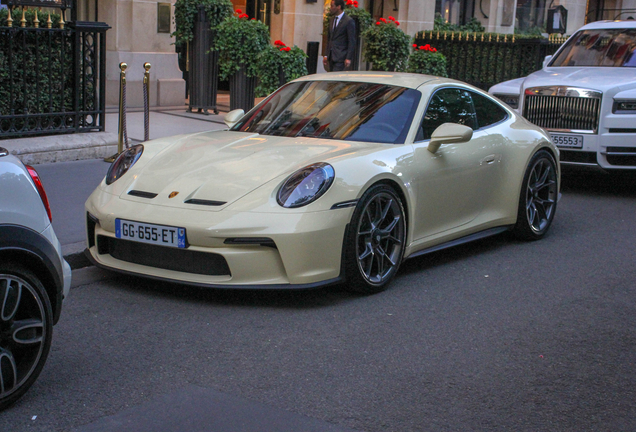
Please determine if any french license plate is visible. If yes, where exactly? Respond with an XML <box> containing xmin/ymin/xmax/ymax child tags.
<box><xmin>550</xmin><ymin>133</ymin><xmax>583</xmax><ymax>148</ymax></box>
<box><xmin>115</xmin><ymin>219</ymin><xmax>186</xmax><ymax>248</ymax></box>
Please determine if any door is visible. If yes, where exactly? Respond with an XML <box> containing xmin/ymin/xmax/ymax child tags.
<box><xmin>410</xmin><ymin>87</ymin><xmax>503</xmax><ymax>242</ymax></box>
<box><xmin>246</xmin><ymin>0</ymin><xmax>272</xmax><ymax>26</ymax></box>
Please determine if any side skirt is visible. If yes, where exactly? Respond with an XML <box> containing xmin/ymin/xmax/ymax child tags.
<box><xmin>405</xmin><ymin>226</ymin><xmax>512</xmax><ymax>260</ymax></box>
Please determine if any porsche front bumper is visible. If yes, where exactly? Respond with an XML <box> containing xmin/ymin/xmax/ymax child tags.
<box><xmin>85</xmin><ymin>192</ymin><xmax>354</xmax><ymax>289</ymax></box>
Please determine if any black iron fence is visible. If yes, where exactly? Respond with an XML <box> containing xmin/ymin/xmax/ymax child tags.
<box><xmin>0</xmin><ymin>21</ymin><xmax>109</xmax><ymax>138</ymax></box>
<box><xmin>414</xmin><ymin>31</ymin><xmax>568</xmax><ymax>90</ymax></box>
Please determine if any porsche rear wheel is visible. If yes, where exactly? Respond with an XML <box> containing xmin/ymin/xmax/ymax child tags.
<box><xmin>344</xmin><ymin>185</ymin><xmax>406</xmax><ymax>294</ymax></box>
<box><xmin>0</xmin><ymin>263</ymin><xmax>53</xmax><ymax>410</ymax></box>
<box><xmin>512</xmin><ymin>150</ymin><xmax>558</xmax><ymax>240</ymax></box>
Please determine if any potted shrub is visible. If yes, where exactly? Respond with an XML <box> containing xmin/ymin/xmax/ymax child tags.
<box><xmin>256</xmin><ymin>40</ymin><xmax>308</xmax><ymax>97</ymax></box>
<box><xmin>407</xmin><ymin>43</ymin><xmax>448</xmax><ymax>77</ymax></box>
<box><xmin>216</xmin><ymin>10</ymin><xmax>270</xmax><ymax>111</ymax></box>
<box><xmin>344</xmin><ymin>0</ymin><xmax>373</xmax><ymax>70</ymax></box>
<box><xmin>362</xmin><ymin>16</ymin><xmax>410</xmax><ymax>72</ymax></box>
<box><xmin>172</xmin><ymin>0</ymin><xmax>233</xmax><ymax>113</ymax></box>
<box><xmin>172</xmin><ymin>0</ymin><xmax>234</xmax><ymax>48</ymax></box>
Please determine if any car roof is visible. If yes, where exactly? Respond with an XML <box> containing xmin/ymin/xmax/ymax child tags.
<box><xmin>577</xmin><ymin>20</ymin><xmax>636</xmax><ymax>31</ymax></box>
<box><xmin>293</xmin><ymin>71</ymin><xmax>459</xmax><ymax>90</ymax></box>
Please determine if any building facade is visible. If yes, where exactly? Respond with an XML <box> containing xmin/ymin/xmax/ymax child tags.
<box><xmin>74</xmin><ymin>0</ymin><xmax>636</xmax><ymax>108</ymax></box>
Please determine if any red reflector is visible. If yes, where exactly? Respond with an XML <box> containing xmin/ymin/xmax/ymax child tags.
<box><xmin>26</xmin><ymin>165</ymin><xmax>52</xmax><ymax>222</ymax></box>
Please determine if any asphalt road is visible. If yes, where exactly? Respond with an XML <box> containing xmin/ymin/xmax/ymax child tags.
<box><xmin>2</xmin><ymin>166</ymin><xmax>635</xmax><ymax>431</ymax></box>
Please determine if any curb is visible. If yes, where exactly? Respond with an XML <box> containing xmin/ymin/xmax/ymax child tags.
<box><xmin>65</xmin><ymin>250</ymin><xmax>93</xmax><ymax>270</ymax></box>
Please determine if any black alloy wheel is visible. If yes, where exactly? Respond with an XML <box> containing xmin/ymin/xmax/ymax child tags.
<box><xmin>513</xmin><ymin>150</ymin><xmax>558</xmax><ymax>240</ymax></box>
<box><xmin>0</xmin><ymin>263</ymin><xmax>53</xmax><ymax>410</ymax></box>
<box><xmin>345</xmin><ymin>184</ymin><xmax>406</xmax><ymax>294</ymax></box>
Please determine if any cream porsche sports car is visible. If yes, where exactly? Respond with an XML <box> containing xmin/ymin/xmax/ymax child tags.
<box><xmin>85</xmin><ymin>72</ymin><xmax>560</xmax><ymax>294</ymax></box>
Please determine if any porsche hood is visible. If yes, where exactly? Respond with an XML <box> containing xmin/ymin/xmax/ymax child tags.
<box><xmin>117</xmin><ymin>130</ymin><xmax>372</xmax><ymax>209</ymax></box>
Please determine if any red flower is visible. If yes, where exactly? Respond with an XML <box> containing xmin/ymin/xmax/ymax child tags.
<box><xmin>353</xmin><ymin>0</ymin><xmax>359</xmax><ymax>6</ymax></box>
<box><xmin>424</xmin><ymin>44</ymin><xmax>431</xmax><ymax>50</ymax></box>
<box><xmin>376</xmin><ymin>21</ymin><xmax>381</xmax><ymax>25</ymax></box>
<box><xmin>432</xmin><ymin>48</ymin><xmax>437</xmax><ymax>52</ymax></box>
<box><xmin>395</xmin><ymin>21</ymin><xmax>400</xmax><ymax>26</ymax></box>
<box><xmin>285</xmin><ymin>46</ymin><xmax>291</xmax><ymax>51</ymax></box>
<box><xmin>274</xmin><ymin>40</ymin><xmax>285</xmax><ymax>46</ymax></box>
<box><xmin>418</xmin><ymin>46</ymin><xmax>424</xmax><ymax>50</ymax></box>
<box><xmin>380</xmin><ymin>17</ymin><xmax>387</xmax><ymax>23</ymax></box>
<box><xmin>236</xmin><ymin>9</ymin><xmax>242</xmax><ymax>14</ymax></box>
<box><xmin>388</xmin><ymin>16</ymin><xmax>395</xmax><ymax>21</ymax></box>
<box><xmin>412</xmin><ymin>44</ymin><xmax>417</xmax><ymax>48</ymax></box>
<box><xmin>241</xmin><ymin>13</ymin><xmax>249</xmax><ymax>19</ymax></box>
<box><xmin>346</xmin><ymin>0</ymin><xmax>353</xmax><ymax>4</ymax></box>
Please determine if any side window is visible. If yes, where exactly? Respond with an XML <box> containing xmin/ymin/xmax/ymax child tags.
<box><xmin>470</xmin><ymin>91</ymin><xmax>509</xmax><ymax>129</ymax></box>
<box><xmin>418</xmin><ymin>88</ymin><xmax>477</xmax><ymax>141</ymax></box>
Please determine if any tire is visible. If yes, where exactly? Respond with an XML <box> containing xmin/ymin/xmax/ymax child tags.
<box><xmin>0</xmin><ymin>263</ymin><xmax>53</xmax><ymax>410</ymax></box>
<box><xmin>344</xmin><ymin>184</ymin><xmax>406</xmax><ymax>294</ymax></box>
<box><xmin>512</xmin><ymin>150</ymin><xmax>558</xmax><ymax>240</ymax></box>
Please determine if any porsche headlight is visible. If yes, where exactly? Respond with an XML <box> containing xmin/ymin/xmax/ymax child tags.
<box><xmin>105</xmin><ymin>145</ymin><xmax>144</xmax><ymax>185</ymax></box>
<box><xmin>277</xmin><ymin>163</ymin><xmax>335</xmax><ymax>208</ymax></box>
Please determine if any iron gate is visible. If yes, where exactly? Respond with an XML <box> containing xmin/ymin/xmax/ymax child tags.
<box><xmin>0</xmin><ymin>20</ymin><xmax>109</xmax><ymax>138</ymax></box>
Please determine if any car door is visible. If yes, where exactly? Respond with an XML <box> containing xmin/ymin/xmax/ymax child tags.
<box><xmin>410</xmin><ymin>87</ymin><xmax>505</xmax><ymax>242</ymax></box>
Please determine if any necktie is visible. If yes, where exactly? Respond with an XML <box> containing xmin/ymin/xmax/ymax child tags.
<box><xmin>333</xmin><ymin>17</ymin><xmax>338</xmax><ymax>31</ymax></box>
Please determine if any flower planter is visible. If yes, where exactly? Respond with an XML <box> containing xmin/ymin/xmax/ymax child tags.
<box><xmin>230</xmin><ymin>65</ymin><xmax>256</xmax><ymax>111</ymax></box>
<box><xmin>188</xmin><ymin>7</ymin><xmax>220</xmax><ymax>115</ymax></box>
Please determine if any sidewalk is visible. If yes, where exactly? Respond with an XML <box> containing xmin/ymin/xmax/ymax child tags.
<box><xmin>1</xmin><ymin>93</ymin><xmax>238</xmax><ymax>165</ymax></box>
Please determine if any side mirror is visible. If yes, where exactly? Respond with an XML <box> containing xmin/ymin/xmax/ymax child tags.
<box><xmin>224</xmin><ymin>109</ymin><xmax>245</xmax><ymax>128</ymax></box>
<box><xmin>543</xmin><ymin>55</ymin><xmax>553</xmax><ymax>68</ymax></box>
<box><xmin>428</xmin><ymin>123</ymin><xmax>473</xmax><ymax>153</ymax></box>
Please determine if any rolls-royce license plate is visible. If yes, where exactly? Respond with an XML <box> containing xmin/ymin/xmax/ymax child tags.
<box><xmin>550</xmin><ymin>133</ymin><xmax>583</xmax><ymax>149</ymax></box>
<box><xmin>115</xmin><ymin>219</ymin><xmax>186</xmax><ymax>248</ymax></box>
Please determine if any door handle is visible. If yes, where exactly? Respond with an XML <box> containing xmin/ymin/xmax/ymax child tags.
<box><xmin>480</xmin><ymin>154</ymin><xmax>500</xmax><ymax>165</ymax></box>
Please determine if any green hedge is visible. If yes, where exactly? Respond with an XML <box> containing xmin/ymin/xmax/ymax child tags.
<box><xmin>414</xmin><ymin>31</ymin><xmax>566</xmax><ymax>89</ymax></box>
<box><xmin>0</xmin><ymin>10</ymin><xmax>73</xmax><ymax>119</ymax></box>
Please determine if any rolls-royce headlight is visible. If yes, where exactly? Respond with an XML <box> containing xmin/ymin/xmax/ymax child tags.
<box><xmin>277</xmin><ymin>163</ymin><xmax>335</xmax><ymax>208</ymax></box>
<box><xmin>105</xmin><ymin>144</ymin><xmax>144</xmax><ymax>185</ymax></box>
<box><xmin>613</xmin><ymin>100</ymin><xmax>636</xmax><ymax>114</ymax></box>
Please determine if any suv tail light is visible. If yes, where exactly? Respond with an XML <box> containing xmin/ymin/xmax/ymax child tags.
<box><xmin>26</xmin><ymin>165</ymin><xmax>52</xmax><ymax>222</ymax></box>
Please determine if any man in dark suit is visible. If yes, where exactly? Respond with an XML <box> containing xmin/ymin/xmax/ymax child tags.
<box><xmin>323</xmin><ymin>0</ymin><xmax>356</xmax><ymax>72</ymax></box>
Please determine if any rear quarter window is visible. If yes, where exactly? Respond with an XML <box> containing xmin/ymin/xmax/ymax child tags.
<box><xmin>470</xmin><ymin>91</ymin><xmax>509</xmax><ymax>129</ymax></box>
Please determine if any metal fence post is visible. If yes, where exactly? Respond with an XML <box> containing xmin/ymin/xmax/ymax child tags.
<box><xmin>105</xmin><ymin>62</ymin><xmax>128</xmax><ymax>162</ymax></box>
<box><xmin>143</xmin><ymin>62</ymin><xmax>151</xmax><ymax>141</ymax></box>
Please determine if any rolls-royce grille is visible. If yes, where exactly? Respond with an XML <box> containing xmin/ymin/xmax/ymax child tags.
<box><xmin>523</xmin><ymin>95</ymin><xmax>601</xmax><ymax>132</ymax></box>
<box><xmin>97</xmin><ymin>235</ymin><xmax>231</xmax><ymax>276</ymax></box>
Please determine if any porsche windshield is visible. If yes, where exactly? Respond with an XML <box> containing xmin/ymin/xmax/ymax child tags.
<box><xmin>550</xmin><ymin>28</ymin><xmax>636</xmax><ymax>67</ymax></box>
<box><xmin>231</xmin><ymin>81</ymin><xmax>421</xmax><ymax>144</ymax></box>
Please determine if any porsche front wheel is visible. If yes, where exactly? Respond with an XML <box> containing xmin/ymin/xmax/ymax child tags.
<box><xmin>512</xmin><ymin>150</ymin><xmax>558</xmax><ymax>240</ymax></box>
<box><xmin>344</xmin><ymin>185</ymin><xmax>406</xmax><ymax>294</ymax></box>
<box><xmin>0</xmin><ymin>263</ymin><xmax>53</xmax><ymax>410</ymax></box>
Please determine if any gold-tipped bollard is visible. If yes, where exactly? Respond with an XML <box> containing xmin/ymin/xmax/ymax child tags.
<box><xmin>143</xmin><ymin>62</ymin><xmax>152</xmax><ymax>142</ymax></box>
<box><xmin>105</xmin><ymin>63</ymin><xmax>128</xmax><ymax>163</ymax></box>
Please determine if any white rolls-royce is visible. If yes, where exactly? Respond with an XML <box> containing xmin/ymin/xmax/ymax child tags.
<box><xmin>490</xmin><ymin>20</ymin><xmax>636</xmax><ymax>170</ymax></box>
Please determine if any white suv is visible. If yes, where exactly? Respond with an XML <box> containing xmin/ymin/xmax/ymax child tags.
<box><xmin>0</xmin><ymin>147</ymin><xmax>71</xmax><ymax>409</ymax></box>
<box><xmin>490</xmin><ymin>20</ymin><xmax>636</xmax><ymax>170</ymax></box>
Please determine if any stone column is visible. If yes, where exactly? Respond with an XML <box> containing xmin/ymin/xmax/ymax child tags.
<box><xmin>100</xmin><ymin>0</ymin><xmax>185</xmax><ymax>108</ymax></box>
